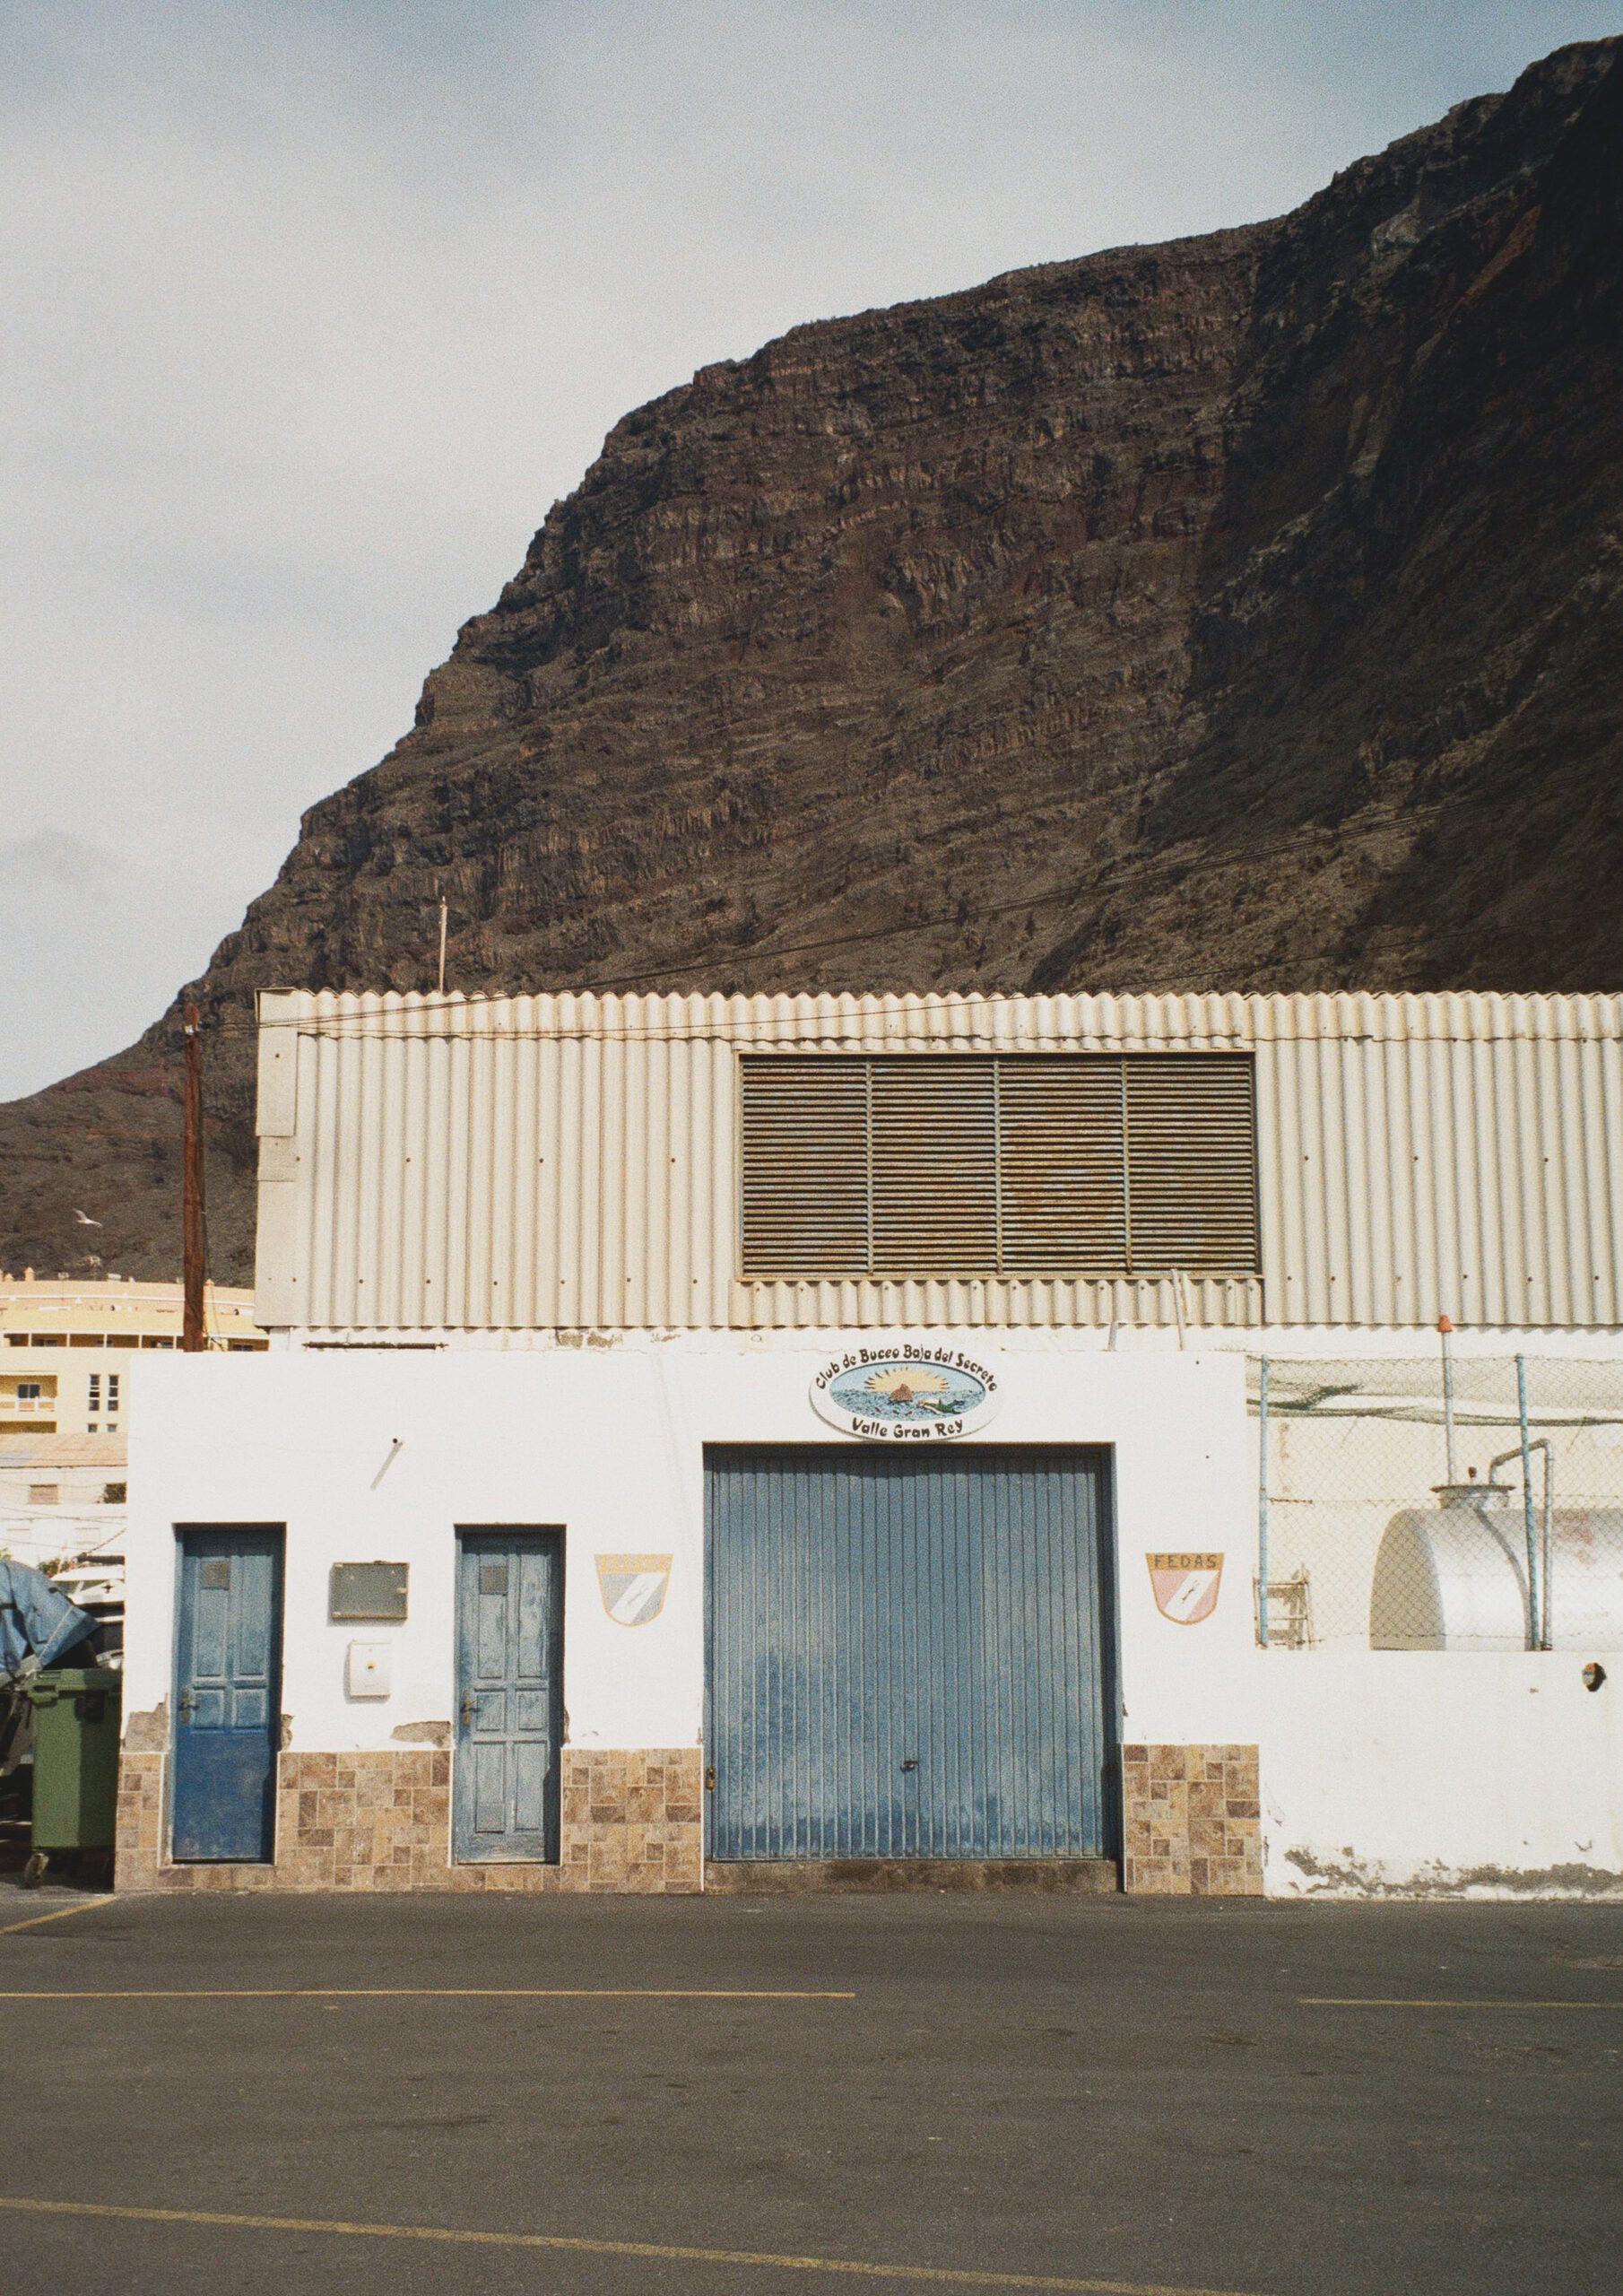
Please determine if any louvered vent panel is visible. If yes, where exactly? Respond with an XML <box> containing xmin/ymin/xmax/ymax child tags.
<box><xmin>740</xmin><ymin>1058</ymin><xmax>870</xmax><ymax>1274</ymax></box>
<box><xmin>1000</xmin><ymin>1059</ymin><xmax>1126</xmax><ymax>1271</ymax></box>
<box><xmin>872</xmin><ymin>1058</ymin><xmax>999</xmax><ymax>1273</ymax></box>
<box><xmin>741</xmin><ymin>1053</ymin><xmax>1259</xmax><ymax>1278</ymax></box>
<box><xmin>1125</xmin><ymin>1056</ymin><xmax>1259</xmax><ymax>1272</ymax></box>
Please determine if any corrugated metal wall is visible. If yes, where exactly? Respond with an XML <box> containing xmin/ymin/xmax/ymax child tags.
<box><xmin>704</xmin><ymin>1446</ymin><xmax>1115</xmax><ymax>1862</ymax></box>
<box><xmin>255</xmin><ymin>989</ymin><xmax>1623</xmax><ymax>1330</ymax></box>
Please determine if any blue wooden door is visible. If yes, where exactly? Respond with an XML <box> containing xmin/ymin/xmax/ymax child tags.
<box><xmin>171</xmin><ymin>1527</ymin><xmax>283</xmax><ymax>1863</ymax></box>
<box><xmin>455</xmin><ymin>1530</ymin><xmax>563</xmax><ymax>1862</ymax></box>
<box><xmin>706</xmin><ymin>1448</ymin><xmax>1115</xmax><ymax>1862</ymax></box>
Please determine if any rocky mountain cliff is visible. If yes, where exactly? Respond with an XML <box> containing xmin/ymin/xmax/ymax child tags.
<box><xmin>3</xmin><ymin>38</ymin><xmax>1619</xmax><ymax>1285</ymax></box>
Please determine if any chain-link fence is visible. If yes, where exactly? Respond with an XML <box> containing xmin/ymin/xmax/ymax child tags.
<box><xmin>1249</xmin><ymin>1352</ymin><xmax>1623</xmax><ymax>1650</ymax></box>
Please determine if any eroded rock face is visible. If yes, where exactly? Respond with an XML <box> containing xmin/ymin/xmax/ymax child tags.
<box><xmin>4</xmin><ymin>39</ymin><xmax>1619</xmax><ymax>1283</ymax></box>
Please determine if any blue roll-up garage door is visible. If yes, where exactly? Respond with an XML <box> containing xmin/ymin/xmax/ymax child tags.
<box><xmin>705</xmin><ymin>1446</ymin><xmax>1115</xmax><ymax>1862</ymax></box>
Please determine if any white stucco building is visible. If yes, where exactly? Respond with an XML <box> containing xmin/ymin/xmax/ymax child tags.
<box><xmin>117</xmin><ymin>990</ymin><xmax>1623</xmax><ymax>1897</ymax></box>
<box><xmin>0</xmin><ymin>1274</ymin><xmax>263</xmax><ymax>1571</ymax></box>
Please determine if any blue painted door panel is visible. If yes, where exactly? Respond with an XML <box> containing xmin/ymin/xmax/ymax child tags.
<box><xmin>171</xmin><ymin>1527</ymin><xmax>283</xmax><ymax>1863</ymax></box>
<box><xmin>454</xmin><ymin>1530</ymin><xmax>563</xmax><ymax>1862</ymax></box>
<box><xmin>706</xmin><ymin>1448</ymin><xmax>1115</xmax><ymax>1861</ymax></box>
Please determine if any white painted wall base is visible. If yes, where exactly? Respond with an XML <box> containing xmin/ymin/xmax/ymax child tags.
<box><xmin>1258</xmin><ymin>1650</ymin><xmax>1623</xmax><ymax>1897</ymax></box>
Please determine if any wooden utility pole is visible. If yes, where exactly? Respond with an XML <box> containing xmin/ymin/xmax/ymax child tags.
<box><xmin>182</xmin><ymin>1003</ymin><xmax>205</xmax><ymax>1352</ymax></box>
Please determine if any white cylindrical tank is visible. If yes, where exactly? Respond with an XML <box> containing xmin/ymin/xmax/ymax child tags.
<box><xmin>1370</xmin><ymin>1493</ymin><xmax>1623</xmax><ymax>1651</ymax></box>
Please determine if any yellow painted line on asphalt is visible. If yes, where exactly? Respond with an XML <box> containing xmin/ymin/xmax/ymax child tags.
<box><xmin>0</xmin><ymin>1897</ymin><xmax>118</xmax><ymax>1939</ymax></box>
<box><xmin>1302</xmin><ymin>1997</ymin><xmax>1623</xmax><ymax>2010</ymax></box>
<box><xmin>0</xmin><ymin>1986</ymin><xmax>854</xmax><ymax>2000</ymax></box>
<box><xmin>0</xmin><ymin>2195</ymin><xmax>1258</xmax><ymax>2296</ymax></box>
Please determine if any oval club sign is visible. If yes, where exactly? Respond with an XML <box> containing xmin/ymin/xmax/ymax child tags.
<box><xmin>812</xmin><ymin>1345</ymin><xmax>1002</xmax><ymax>1442</ymax></box>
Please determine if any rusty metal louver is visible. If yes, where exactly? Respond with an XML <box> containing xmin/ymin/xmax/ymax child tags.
<box><xmin>999</xmin><ymin>1057</ymin><xmax>1126</xmax><ymax>1272</ymax></box>
<box><xmin>1124</xmin><ymin>1056</ymin><xmax>1259</xmax><ymax>1274</ymax></box>
<box><xmin>739</xmin><ymin>1057</ymin><xmax>870</xmax><ymax>1274</ymax></box>
<box><xmin>872</xmin><ymin>1057</ymin><xmax>997</xmax><ymax>1273</ymax></box>
<box><xmin>740</xmin><ymin>1055</ymin><xmax>1257</xmax><ymax>1277</ymax></box>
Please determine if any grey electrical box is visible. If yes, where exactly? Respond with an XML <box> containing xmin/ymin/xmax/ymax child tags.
<box><xmin>329</xmin><ymin>1561</ymin><xmax>409</xmax><ymax>1622</ymax></box>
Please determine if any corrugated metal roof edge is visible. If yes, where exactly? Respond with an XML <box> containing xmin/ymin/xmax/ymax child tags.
<box><xmin>256</xmin><ymin>987</ymin><xmax>1623</xmax><ymax>1046</ymax></box>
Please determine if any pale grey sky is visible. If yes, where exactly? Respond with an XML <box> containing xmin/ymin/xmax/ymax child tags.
<box><xmin>1</xmin><ymin>1</ymin><xmax>1614</xmax><ymax>1100</ymax></box>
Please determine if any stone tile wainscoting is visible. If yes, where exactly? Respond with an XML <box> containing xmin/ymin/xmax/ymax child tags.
<box><xmin>114</xmin><ymin>1750</ymin><xmax>169</xmax><ymax>1888</ymax></box>
<box><xmin>116</xmin><ymin>1746</ymin><xmax>703</xmax><ymax>1893</ymax></box>
<box><xmin>1121</xmin><ymin>1744</ymin><xmax>1263</xmax><ymax>1895</ymax></box>
<box><xmin>561</xmin><ymin>1748</ymin><xmax>703</xmax><ymax>1892</ymax></box>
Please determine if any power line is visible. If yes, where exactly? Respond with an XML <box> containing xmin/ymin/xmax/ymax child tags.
<box><xmin>184</xmin><ymin>789</ymin><xmax>1456</xmax><ymax>1039</ymax></box>
<box><xmin>196</xmin><ymin>883</ymin><xmax>1080</xmax><ymax>1034</ymax></box>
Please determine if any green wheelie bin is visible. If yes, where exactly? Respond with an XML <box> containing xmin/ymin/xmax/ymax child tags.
<box><xmin>22</xmin><ymin>1666</ymin><xmax>122</xmax><ymax>1887</ymax></box>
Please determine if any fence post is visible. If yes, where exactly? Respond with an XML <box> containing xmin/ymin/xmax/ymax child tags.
<box><xmin>1439</xmin><ymin>1315</ymin><xmax>1458</xmax><ymax>1486</ymax></box>
<box><xmin>1257</xmin><ymin>1356</ymin><xmax>1270</xmax><ymax>1647</ymax></box>
<box><xmin>1540</xmin><ymin>1439</ymin><xmax>1554</xmax><ymax>1653</ymax></box>
<box><xmin>1516</xmin><ymin>1354</ymin><xmax>1538</xmax><ymax>1654</ymax></box>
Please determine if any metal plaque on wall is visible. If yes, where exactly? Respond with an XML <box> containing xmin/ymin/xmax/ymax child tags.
<box><xmin>329</xmin><ymin>1561</ymin><xmax>410</xmax><ymax>1621</ymax></box>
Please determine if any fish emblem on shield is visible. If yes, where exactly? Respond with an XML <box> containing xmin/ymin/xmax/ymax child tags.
<box><xmin>595</xmin><ymin>1553</ymin><xmax>673</xmax><ymax>1628</ymax></box>
<box><xmin>1147</xmin><ymin>1552</ymin><xmax>1223</xmax><ymax>1625</ymax></box>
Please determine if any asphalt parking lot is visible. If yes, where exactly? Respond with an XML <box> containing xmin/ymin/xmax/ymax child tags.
<box><xmin>1</xmin><ymin>1882</ymin><xmax>1620</xmax><ymax>2296</ymax></box>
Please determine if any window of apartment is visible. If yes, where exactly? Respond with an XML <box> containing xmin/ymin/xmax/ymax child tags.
<box><xmin>27</xmin><ymin>1484</ymin><xmax>59</xmax><ymax>1507</ymax></box>
<box><xmin>739</xmin><ymin>1053</ymin><xmax>1260</xmax><ymax>1278</ymax></box>
<box><xmin>0</xmin><ymin>1373</ymin><xmax>56</xmax><ymax>1419</ymax></box>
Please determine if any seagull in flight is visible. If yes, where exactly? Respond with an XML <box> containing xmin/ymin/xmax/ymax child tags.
<box><xmin>72</xmin><ymin>1209</ymin><xmax>103</xmax><ymax>1226</ymax></box>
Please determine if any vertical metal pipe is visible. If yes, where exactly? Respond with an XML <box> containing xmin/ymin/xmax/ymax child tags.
<box><xmin>1439</xmin><ymin>1315</ymin><xmax>1457</xmax><ymax>1485</ymax></box>
<box><xmin>1516</xmin><ymin>1355</ymin><xmax>1537</xmax><ymax>1653</ymax></box>
<box><xmin>182</xmin><ymin>1003</ymin><xmax>205</xmax><ymax>1353</ymax></box>
<box><xmin>437</xmin><ymin>896</ymin><xmax>448</xmax><ymax>996</ymax></box>
<box><xmin>1541</xmin><ymin>1441</ymin><xmax>1554</xmax><ymax>1652</ymax></box>
<box><xmin>1257</xmin><ymin>1357</ymin><xmax>1271</xmax><ymax>1648</ymax></box>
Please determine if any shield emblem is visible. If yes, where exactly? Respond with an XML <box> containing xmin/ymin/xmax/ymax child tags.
<box><xmin>595</xmin><ymin>1552</ymin><xmax>673</xmax><ymax>1628</ymax></box>
<box><xmin>1147</xmin><ymin>1551</ymin><xmax>1223</xmax><ymax>1624</ymax></box>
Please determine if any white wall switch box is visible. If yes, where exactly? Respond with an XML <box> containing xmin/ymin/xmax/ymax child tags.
<box><xmin>346</xmin><ymin>1639</ymin><xmax>391</xmax><ymax>1699</ymax></box>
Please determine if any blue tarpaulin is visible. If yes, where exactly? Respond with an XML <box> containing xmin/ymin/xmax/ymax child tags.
<box><xmin>0</xmin><ymin>1560</ymin><xmax>93</xmax><ymax>1682</ymax></box>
